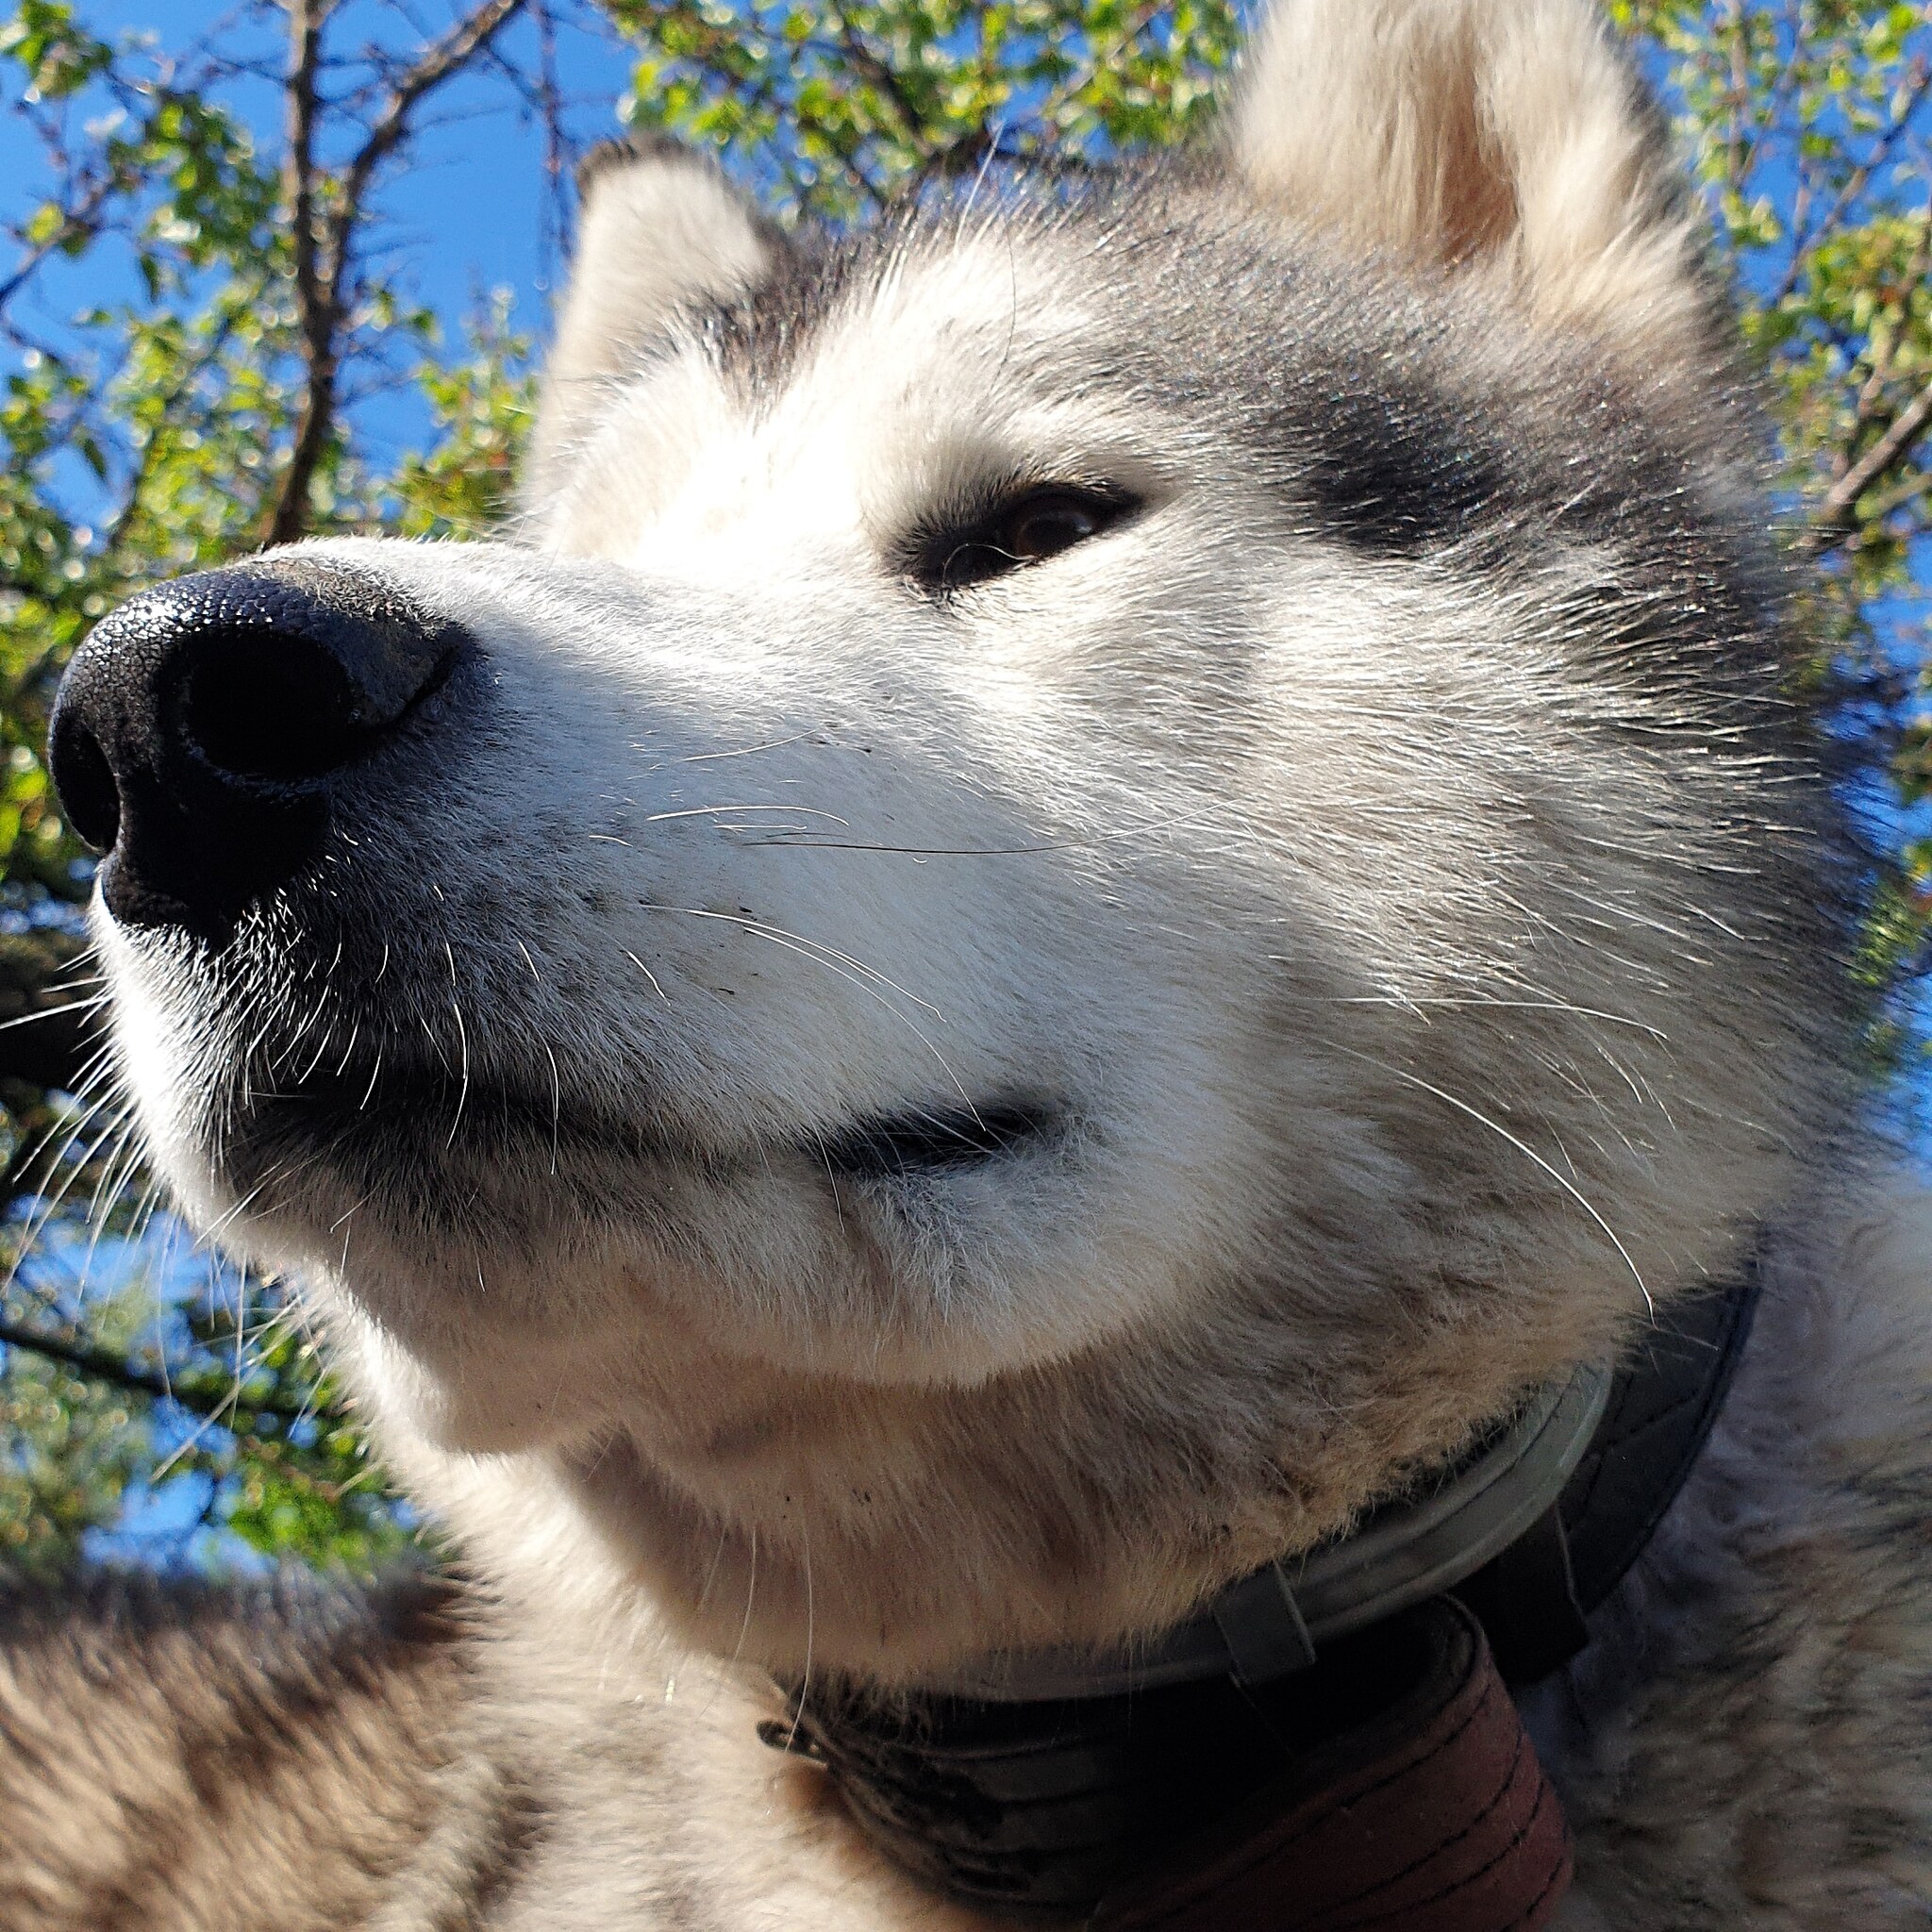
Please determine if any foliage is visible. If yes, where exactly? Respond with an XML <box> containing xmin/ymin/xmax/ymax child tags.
<box><xmin>614</xmin><ymin>1</ymin><xmax>1241</xmax><ymax>220</ymax></box>
<box><xmin>1609</xmin><ymin>1</ymin><xmax>1932</xmax><ymax>992</ymax></box>
<box><xmin>390</xmin><ymin>297</ymin><xmax>539</xmax><ymax>541</ymax></box>
<box><xmin>2</xmin><ymin>0</ymin><xmax>1932</xmax><ymax>1574</ymax></box>
<box><xmin>0</xmin><ymin>0</ymin><xmax>541</xmax><ymax>1571</ymax></box>
<box><xmin>0</xmin><ymin>1207</ymin><xmax>413</xmax><ymax>1573</ymax></box>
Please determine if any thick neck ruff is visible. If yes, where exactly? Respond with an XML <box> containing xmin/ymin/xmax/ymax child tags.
<box><xmin>765</xmin><ymin>1260</ymin><xmax>1762</xmax><ymax>1926</ymax></box>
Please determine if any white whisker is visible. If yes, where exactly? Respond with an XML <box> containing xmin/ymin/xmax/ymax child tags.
<box><xmin>1335</xmin><ymin>1046</ymin><xmax>1655</xmax><ymax>1316</ymax></box>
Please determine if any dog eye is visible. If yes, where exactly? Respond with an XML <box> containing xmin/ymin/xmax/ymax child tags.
<box><xmin>917</xmin><ymin>486</ymin><xmax>1136</xmax><ymax>593</ymax></box>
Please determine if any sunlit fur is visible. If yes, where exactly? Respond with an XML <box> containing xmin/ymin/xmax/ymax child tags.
<box><xmin>19</xmin><ymin>2</ymin><xmax>1930</xmax><ymax>1926</ymax></box>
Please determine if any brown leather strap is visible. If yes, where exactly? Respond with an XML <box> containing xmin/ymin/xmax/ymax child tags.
<box><xmin>1091</xmin><ymin>1599</ymin><xmax>1571</xmax><ymax>1932</ymax></box>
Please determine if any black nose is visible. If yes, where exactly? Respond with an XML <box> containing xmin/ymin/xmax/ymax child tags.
<box><xmin>49</xmin><ymin>558</ymin><xmax>462</xmax><ymax>937</ymax></box>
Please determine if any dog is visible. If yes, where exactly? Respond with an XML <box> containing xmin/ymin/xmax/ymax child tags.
<box><xmin>6</xmin><ymin>0</ymin><xmax>1929</xmax><ymax>1924</ymax></box>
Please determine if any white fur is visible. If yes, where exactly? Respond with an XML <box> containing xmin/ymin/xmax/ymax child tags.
<box><xmin>526</xmin><ymin>142</ymin><xmax>774</xmax><ymax>502</ymax></box>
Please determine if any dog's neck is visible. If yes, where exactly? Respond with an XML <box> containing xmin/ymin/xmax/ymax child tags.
<box><xmin>465</xmin><ymin>1256</ymin><xmax>1645</xmax><ymax>1684</ymax></box>
<box><xmin>760</xmin><ymin>1257</ymin><xmax>1762</xmax><ymax>1921</ymax></box>
<box><xmin>909</xmin><ymin>1357</ymin><xmax>1613</xmax><ymax>1703</ymax></box>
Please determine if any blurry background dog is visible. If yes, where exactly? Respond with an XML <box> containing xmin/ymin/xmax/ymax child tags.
<box><xmin>3</xmin><ymin>0</ymin><xmax>1928</xmax><ymax>1924</ymax></box>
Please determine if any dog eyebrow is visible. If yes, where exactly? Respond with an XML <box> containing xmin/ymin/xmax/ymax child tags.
<box><xmin>1293</xmin><ymin>404</ymin><xmax>1507</xmax><ymax>558</ymax></box>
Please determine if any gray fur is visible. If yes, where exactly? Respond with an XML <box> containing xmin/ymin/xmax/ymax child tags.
<box><xmin>0</xmin><ymin>1572</ymin><xmax>468</xmax><ymax>1930</ymax></box>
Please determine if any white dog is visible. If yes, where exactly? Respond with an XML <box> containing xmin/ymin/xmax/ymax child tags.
<box><xmin>8</xmin><ymin>1</ymin><xmax>1929</xmax><ymax>1926</ymax></box>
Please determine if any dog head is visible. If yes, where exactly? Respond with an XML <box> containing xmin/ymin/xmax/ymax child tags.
<box><xmin>57</xmin><ymin>0</ymin><xmax>1848</xmax><ymax>1676</ymax></box>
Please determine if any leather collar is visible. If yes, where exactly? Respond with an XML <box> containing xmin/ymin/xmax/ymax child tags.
<box><xmin>765</xmin><ymin>1257</ymin><xmax>1762</xmax><ymax>1923</ymax></box>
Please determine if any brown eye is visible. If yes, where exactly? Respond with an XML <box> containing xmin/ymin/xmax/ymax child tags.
<box><xmin>914</xmin><ymin>485</ymin><xmax>1136</xmax><ymax>593</ymax></box>
<box><xmin>1005</xmin><ymin>492</ymin><xmax>1104</xmax><ymax>562</ymax></box>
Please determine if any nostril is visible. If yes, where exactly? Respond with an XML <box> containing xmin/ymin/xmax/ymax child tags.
<box><xmin>175</xmin><ymin>627</ymin><xmax>370</xmax><ymax>785</ymax></box>
<box><xmin>49</xmin><ymin>708</ymin><xmax>120</xmax><ymax>854</ymax></box>
<box><xmin>46</xmin><ymin>557</ymin><xmax>469</xmax><ymax>935</ymax></box>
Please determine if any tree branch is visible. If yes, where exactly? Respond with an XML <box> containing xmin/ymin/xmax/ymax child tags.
<box><xmin>0</xmin><ymin>168</ymin><xmax>125</xmax><ymax>317</ymax></box>
<box><xmin>533</xmin><ymin>0</ymin><xmax>570</xmax><ymax>275</ymax></box>
<box><xmin>339</xmin><ymin>0</ymin><xmax>527</xmax><ymax>219</ymax></box>
<box><xmin>1811</xmin><ymin>373</ymin><xmax>1932</xmax><ymax>543</ymax></box>
<box><xmin>1723</xmin><ymin>0</ymin><xmax>1752</xmax><ymax>192</ymax></box>
<box><xmin>827</xmin><ymin>4</ymin><xmax>930</xmax><ymax>146</ymax></box>
<box><xmin>0</xmin><ymin>1316</ymin><xmax>322</xmax><ymax>1424</ymax></box>
<box><xmin>1774</xmin><ymin>57</ymin><xmax>1932</xmax><ymax>306</ymax></box>
<box><xmin>1844</xmin><ymin>198</ymin><xmax>1932</xmax><ymax>434</ymax></box>
<box><xmin>265</xmin><ymin>0</ymin><xmax>333</xmax><ymax>549</ymax></box>
<box><xmin>265</xmin><ymin>0</ymin><xmax>528</xmax><ymax>547</ymax></box>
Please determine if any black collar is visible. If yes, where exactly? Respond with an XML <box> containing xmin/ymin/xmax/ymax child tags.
<box><xmin>765</xmin><ymin>1257</ymin><xmax>1762</xmax><ymax>1920</ymax></box>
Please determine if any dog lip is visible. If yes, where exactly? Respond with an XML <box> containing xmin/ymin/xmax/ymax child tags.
<box><xmin>815</xmin><ymin>1100</ymin><xmax>1061</xmax><ymax>1180</ymax></box>
<box><xmin>228</xmin><ymin>1059</ymin><xmax>645</xmax><ymax>1164</ymax></box>
<box><xmin>224</xmin><ymin>1059</ymin><xmax>1062</xmax><ymax>1194</ymax></box>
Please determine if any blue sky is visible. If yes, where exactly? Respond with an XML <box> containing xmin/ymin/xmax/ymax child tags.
<box><xmin>2</xmin><ymin>0</ymin><xmax>641</xmax><ymax>490</ymax></box>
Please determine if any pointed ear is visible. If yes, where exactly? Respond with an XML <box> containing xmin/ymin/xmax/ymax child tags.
<box><xmin>1229</xmin><ymin>0</ymin><xmax>1708</xmax><ymax>355</ymax></box>
<box><xmin>525</xmin><ymin>137</ymin><xmax>780</xmax><ymax>499</ymax></box>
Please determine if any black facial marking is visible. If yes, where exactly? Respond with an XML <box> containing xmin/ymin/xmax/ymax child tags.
<box><xmin>1291</xmin><ymin>384</ymin><xmax>1508</xmax><ymax>558</ymax></box>
<box><xmin>696</xmin><ymin>229</ymin><xmax>857</xmax><ymax>403</ymax></box>
<box><xmin>818</xmin><ymin>1102</ymin><xmax>1058</xmax><ymax>1179</ymax></box>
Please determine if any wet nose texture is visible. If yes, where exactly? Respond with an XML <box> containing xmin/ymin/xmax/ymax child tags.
<box><xmin>49</xmin><ymin>558</ymin><xmax>467</xmax><ymax>940</ymax></box>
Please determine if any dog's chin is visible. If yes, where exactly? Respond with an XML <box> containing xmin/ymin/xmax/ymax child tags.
<box><xmin>553</xmin><ymin>1428</ymin><xmax>998</xmax><ymax>1678</ymax></box>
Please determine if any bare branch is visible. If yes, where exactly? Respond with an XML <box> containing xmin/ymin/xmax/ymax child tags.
<box><xmin>265</xmin><ymin>0</ymin><xmax>335</xmax><ymax>549</ymax></box>
<box><xmin>534</xmin><ymin>0</ymin><xmax>571</xmax><ymax>275</ymax></box>
<box><xmin>1811</xmin><ymin>373</ymin><xmax>1932</xmax><ymax>543</ymax></box>
<box><xmin>338</xmin><ymin>0</ymin><xmax>527</xmax><ymax>219</ymax></box>
<box><xmin>265</xmin><ymin>0</ymin><xmax>528</xmax><ymax>547</ymax></box>
<box><xmin>479</xmin><ymin>0</ymin><xmax>575</xmax><ymax>275</ymax></box>
<box><xmin>0</xmin><ymin>169</ymin><xmax>124</xmax><ymax>317</ymax></box>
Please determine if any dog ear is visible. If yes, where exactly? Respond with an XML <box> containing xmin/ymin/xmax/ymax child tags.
<box><xmin>1229</xmin><ymin>0</ymin><xmax>1707</xmax><ymax>355</ymax></box>
<box><xmin>525</xmin><ymin>137</ymin><xmax>781</xmax><ymax>497</ymax></box>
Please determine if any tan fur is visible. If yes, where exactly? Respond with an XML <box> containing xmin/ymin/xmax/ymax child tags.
<box><xmin>0</xmin><ymin>1574</ymin><xmax>465</xmax><ymax>1931</ymax></box>
<box><xmin>1231</xmin><ymin>0</ymin><xmax>1711</xmax><ymax>358</ymax></box>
